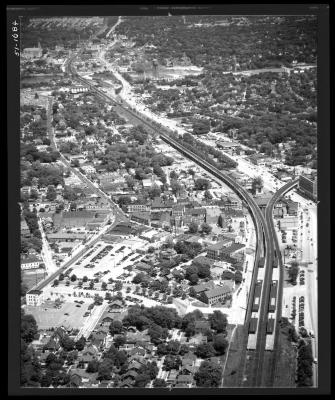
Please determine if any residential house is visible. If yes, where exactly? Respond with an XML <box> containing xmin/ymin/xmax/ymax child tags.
<box><xmin>194</xmin><ymin>320</ymin><xmax>211</xmax><ymax>335</ymax></box>
<box><xmin>166</xmin><ymin>369</ymin><xmax>179</xmax><ymax>384</ymax></box>
<box><xmin>119</xmin><ymin>378</ymin><xmax>134</xmax><ymax>388</ymax></box>
<box><xmin>109</xmin><ymin>300</ymin><xmax>124</xmax><ymax>313</ymax></box>
<box><xmin>176</xmin><ymin>374</ymin><xmax>194</xmax><ymax>386</ymax></box>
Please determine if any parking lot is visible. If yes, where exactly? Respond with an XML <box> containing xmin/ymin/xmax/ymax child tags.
<box><xmin>65</xmin><ymin>239</ymin><xmax>147</xmax><ymax>283</ymax></box>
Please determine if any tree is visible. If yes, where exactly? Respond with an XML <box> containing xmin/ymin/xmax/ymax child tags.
<box><xmin>109</xmin><ymin>320</ymin><xmax>123</xmax><ymax>335</ymax></box>
<box><xmin>75</xmin><ymin>336</ymin><xmax>86</xmax><ymax>351</ymax></box>
<box><xmin>169</xmin><ymin>170</ymin><xmax>179</xmax><ymax>180</ymax></box>
<box><xmin>94</xmin><ymin>294</ymin><xmax>104</xmax><ymax>306</ymax></box>
<box><xmin>209</xmin><ymin>311</ymin><xmax>228</xmax><ymax>334</ymax></box>
<box><xmin>288</xmin><ymin>262</ymin><xmax>299</xmax><ymax>284</ymax></box>
<box><xmin>197</xmin><ymin>264</ymin><xmax>211</xmax><ymax>279</ymax></box>
<box><xmin>213</xmin><ymin>334</ymin><xmax>229</xmax><ymax>355</ymax></box>
<box><xmin>59</xmin><ymin>273</ymin><xmax>65</xmax><ymax>281</ymax></box>
<box><xmin>148</xmin><ymin>246</ymin><xmax>155</xmax><ymax>254</ymax></box>
<box><xmin>194</xmin><ymin>178</ymin><xmax>211</xmax><ymax>191</ymax></box>
<box><xmin>201</xmin><ymin>223</ymin><xmax>212</xmax><ymax>235</ymax></box>
<box><xmin>153</xmin><ymin>378</ymin><xmax>167</xmax><ymax>387</ymax></box>
<box><xmin>117</xmin><ymin>196</ymin><xmax>132</xmax><ymax>207</ymax></box>
<box><xmin>251</xmin><ymin>176</ymin><xmax>263</xmax><ymax>195</ymax></box>
<box><xmin>114</xmin><ymin>335</ymin><xmax>126</xmax><ymax>348</ymax></box>
<box><xmin>70</xmin><ymin>274</ymin><xmax>77</xmax><ymax>282</ymax></box>
<box><xmin>101</xmin><ymin>282</ymin><xmax>107</xmax><ymax>291</ymax></box>
<box><xmin>194</xmin><ymin>361</ymin><xmax>223</xmax><ymax>387</ymax></box>
<box><xmin>134</xmin><ymin>373</ymin><xmax>151</xmax><ymax>387</ymax></box>
<box><xmin>188</xmin><ymin>222</ymin><xmax>198</xmax><ymax>234</ymax></box>
<box><xmin>83</xmin><ymin>276</ymin><xmax>88</xmax><ymax>282</ymax></box>
<box><xmin>195</xmin><ymin>343</ymin><xmax>216</xmax><ymax>359</ymax></box>
<box><xmin>98</xmin><ymin>359</ymin><xmax>113</xmax><ymax>381</ymax></box>
<box><xmin>189</xmin><ymin>273</ymin><xmax>199</xmax><ymax>285</ymax></box>
<box><xmin>60</xmin><ymin>335</ymin><xmax>75</xmax><ymax>351</ymax></box>
<box><xmin>21</xmin><ymin>314</ymin><xmax>38</xmax><ymax>343</ymax></box>
<box><xmin>204</xmin><ymin>190</ymin><xmax>213</xmax><ymax>202</ymax></box>
<box><xmin>148</xmin><ymin>184</ymin><xmax>162</xmax><ymax>199</ymax></box>
<box><xmin>46</xmin><ymin>185</ymin><xmax>57</xmax><ymax>201</ymax></box>
<box><xmin>53</xmin><ymin>279</ymin><xmax>59</xmax><ymax>287</ymax></box>
<box><xmin>86</xmin><ymin>360</ymin><xmax>99</xmax><ymax>373</ymax></box>
<box><xmin>166</xmin><ymin>340</ymin><xmax>181</xmax><ymax>355</ymax></box>
<box><xmin>132</xmin><ymin>273</ymin><xmax>146</xmax><ymax>284</ymax></box>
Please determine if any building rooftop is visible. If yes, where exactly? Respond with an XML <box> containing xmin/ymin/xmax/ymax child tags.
<box><xmin>205</xmin><ymin>285</ymin><xmax>232</xmax><ymax>298</ymax></box>
<box><xmin>27</xmin><ymin>289</ymin><xmax>43</xmax><ymax>295</ymax></box>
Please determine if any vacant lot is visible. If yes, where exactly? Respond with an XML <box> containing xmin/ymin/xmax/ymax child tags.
<box><xmin>22</xmin><ymin>269</ymin><xmax>46</xmax><ymax>291</ymax></box>
<box><xmin>24</xmin><ymin>301</ymin><xmax>90</xmax><ymax>330</ymax></box>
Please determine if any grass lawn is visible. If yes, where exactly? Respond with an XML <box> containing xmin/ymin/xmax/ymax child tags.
<box><xmin>22</xmin><ymin>269</ymin><xmax>46</xmax><ymax>291</ymax></box>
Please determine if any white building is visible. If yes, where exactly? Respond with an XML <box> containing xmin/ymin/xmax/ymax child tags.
<box><xmin>26</xmin><ymin>290</ymin><xmax>44</xmax><ymax>306</ymax></box>
<box><xmin>21</xmin><ymin>256</ymin><xmax>42</xmax><ymax>270</ymax></box>
<box><xmin>81</xmin><ymin>165</ymin><xmax>96</xmax><ymax>174</ymax></box>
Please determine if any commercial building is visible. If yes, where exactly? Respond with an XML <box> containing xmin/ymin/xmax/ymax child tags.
<box><xmin>206</xmin><ymin>239</ymin><xmax>234</xmax><ymax>259</ymax></box>
<box><xmin>22</xmin><ymin>44</ymin><xmax>43</xmax><ymax>59</ymax></box>
<box><xmin>278</xmin><ymin>216</ymin><xmax>299</xmax><ymax>231</ymax></box>
<box><xmin>298</xmin><ymin>174</ymin><xmax>317</xmax><ymax>200</ymax></box>
<box><xmin>26</xmin><ymin>289</ymin><xmax>44</xmax><ymax>306</ymax></box>
<box><xmin>131</xmin><ymin>212</ymin><xmax>151</xmax><ymax>226</ymax></box>
<box><xmin>47</xmin><ymin>232</ymin><xmax>87</xmax><ymax>243</ymax></box>
<box><xmin>200</xmin><ymin>284</ymin><xmax>233</xmax><ymax>306</ymax></box>
<box><xmin>126</xmin><ymin>202</ymin><xmax>151</xmax><ymax>213</ymax></box>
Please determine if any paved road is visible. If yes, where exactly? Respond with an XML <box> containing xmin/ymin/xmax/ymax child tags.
<box><xmin>106</xmin><ymin>16</ymin><xmax>123</xmax><ymax>38</ymax></box>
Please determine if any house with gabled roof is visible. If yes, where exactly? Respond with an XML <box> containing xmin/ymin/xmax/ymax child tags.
<box><xmin>122</xmin><ymin>370</ymin><xmax>138</xmax><ymax>381</ymax></box>
<box><xmin>119</xmin><ymin>378</ymin><xmax>134</xmax><ymax>388</ymax></box>
<box><xmin>166</xmin><ymin>369</ymin><xmax>178</xmax><ymax>384</ymax></box>
<box><xmin>176</xmin><ymin>374</ymin><xmax>194</xmax><ymax>386</ymax></box>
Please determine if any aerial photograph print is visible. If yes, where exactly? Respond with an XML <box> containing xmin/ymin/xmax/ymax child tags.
<box><xmin>9</xmin><ymin>4</ymin><xmax>328</xmax><ymax>393</ymax></box>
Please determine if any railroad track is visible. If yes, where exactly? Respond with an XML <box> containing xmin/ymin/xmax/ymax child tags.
<box><xmin>64</xmin><ymin>51</ymin><xmax>300</xmax><ymax>387</ymax></box>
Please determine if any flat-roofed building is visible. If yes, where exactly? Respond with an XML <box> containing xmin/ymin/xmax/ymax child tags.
<box><xmin>26</xmin><ymin>289</ymin><xmax>44</xmax><ymax>306</ymax></box>
<box><xmin>298</xmin><ymin>174</ymin><xmax>317</xmax><ymax>200</ymax></box>
<box><xmin>278</xmin><ymin>216</ymin><xmax>299</xmax><ymax>231</ymax></box>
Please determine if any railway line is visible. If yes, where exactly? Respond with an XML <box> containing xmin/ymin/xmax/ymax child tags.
<box><xmin>63</xmin><ymin>51</ymin><xmax>296</xmax><ymax>385</ymax></box>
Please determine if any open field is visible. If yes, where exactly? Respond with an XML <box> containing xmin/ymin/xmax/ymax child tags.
<box><xmin>24</xmin><ymin>301</ymin><xmax>90</xmax><ymax>330</ymax></box>
<box><xmin>22</xmin><ymin>269</ymin><xmax>46</xmax><ymax>291</ymax></box>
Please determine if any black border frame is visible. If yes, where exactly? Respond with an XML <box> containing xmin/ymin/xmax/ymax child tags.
<box><xmin>7</xmin><ymin>2</ymin><xmax>331</xmax><ymax>396</ymax></box>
